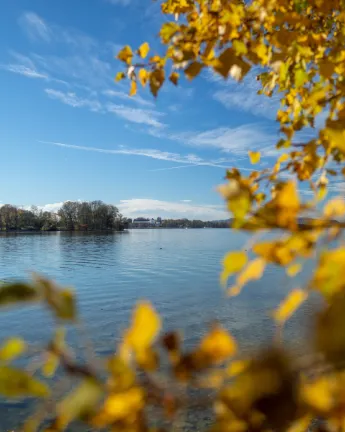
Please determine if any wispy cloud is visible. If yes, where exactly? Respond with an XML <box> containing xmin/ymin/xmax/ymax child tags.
<box><xmin>19</xmin><ymin>11</ymin><xmax>97</xmax><ymax>51</ymax></box>
<box><xmin>149</xmin><ymin>123</ymin><xmax>277</xmax><ymax>156</ymax></box>
<box><xmin>106</xmin><ymin>0</ymin><xmax>132</xmax><ymax>5</ymax></box>
<box><xmin>19</xmin><ymin>12</ymin><xmax>51</xmax><ymax>42</ymax></box>
<box><xmin>103</xmin><ymin>89</ymin><xmax>154</xmax><ymax>107</ymax></box>
<box><xmin>1</xmin><ymin>64</ymin><xmax>48</xmax><ymax>79</ymax></box>
<box><xmin>107</xmin><ymin>104</ymin><xmax>165</xmax><ymax>128</ymax></box>
<box><xmin>118</xmin><ymin>199</ymin><xmax>228</xmax><ymax>220</ymax></box>
<box><xmin>208</xmin><ymin>69</ymin><xmax>280</xmax><ymax>120</ymax></box>
<box><xmin>14</xmin><ymin>12</ymin><xmax>112</xmax><ymax>90</ymax></box>
<box><xmin>45</xmin><ymin>89</ymin><xmax>103</xmax><ymax>112</ymax></box>
<box><xmin>38</xmin><ymin>140</ymin><xmax>229</xmax><ymax>168</ymax></box>
<box><xmin>43</xmin><ymin>88</ymin><xmax>164</xmax><ymax>127</ymax></box>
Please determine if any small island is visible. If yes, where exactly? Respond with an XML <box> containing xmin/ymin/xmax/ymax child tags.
<box><xmin>0</xmin><ymin>201</ymin><xmax>128</xmax><ymax>232</ymax></box>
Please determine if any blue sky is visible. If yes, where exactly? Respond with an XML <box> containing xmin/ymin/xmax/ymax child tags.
<box><xmin>0</xmin><ymin>0</ymin><xmax>333</xmax><ymax>219</ymax></box>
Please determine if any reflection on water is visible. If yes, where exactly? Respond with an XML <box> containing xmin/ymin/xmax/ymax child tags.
<box><xmin>0</xmin><ymin>230</ymin><xmax>314</xmax><ymax>430</ymax></box>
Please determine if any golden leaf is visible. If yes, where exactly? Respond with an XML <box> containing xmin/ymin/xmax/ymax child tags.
<box><xmin>237</xmin><ymin>258</ymin><xmax>266</xmax><ymax>286</ymax></box>
<box><xmin>185</xmin><ymin>62</ymin><xmax>204</xmax><ymax>80</ymax></box>
<box><xmin>233</xmin><ymin>40</ymin><xmax>247</xmax><ymax>55</ymax></box>
<box><xmin>227</xmin><ymin>285</ymin><xmax>241</xmax><ymax>297</ymax></box>
<box><xmin>57</xmin><ymin>379</ymin><xmax>103</xmax><ymax>429</ymax></box>
<box><xmin>273</xmin><ymin>289</ymin><xmax>308</xmax><ymax>323</ymax></box>
<box><xmin>313</xmin><ymin>248</ymin><xmax>345</xmax><ymax>297</ymax></box>
<box><xmin>160</xmin><ymin>22</ymin><xmax>179</xmax><ymax>43</ymax></box>
<box><xmin>276</xmin><ymin>181</ymin><xmax>300</xmax><ymax>209</ymax></box>
<box><xmin>123</xmin><ymin>301</ymin><xmax>161</xmax><ymax>358</ymax></box>
<box><xmin>138</xmin><ymin>42</ymin><xmax>150</xmax><ymax>59</ymax></box>
<box><xmin>198</xmin><ymin>326</ymin><xmax>237</xmax><ymax>364</ymax></box>
<box><xmin>227</xmin><ymin>360</ymin><xmax>248</xmax><ymax>377</ymax></box>
<box><xmin>149</xmin><ymin>69</ymin><xmax>165</xmax><ymax>97</ymax></box>
<box><xmin>129</xmin><ymin>80</ymin><xmax>137</xmax><ymax>97</ymax></box>
<box><xmin>301</xmin><ymin>377</ymin><xmax>334</xmax><ymax>412</ymax></box>
<box><xmin>324</xmin><ymin>197</ymin><xmax>345</xmax><ymax>218</ymax></box>
<box><xmin>97</xmin><ymin>387</ymin><xmax>144</xmax><ymax>424</ymax></box>
<box><xmin>286</xmin><ymin>263</ymin><xmax>302</xmax><ymax>277</ymax></box>
<box><xmin>169</xmin><ymin>71</ymin><xmax>179</xmax><ymax>85</ymax></box>
<box><xmin>248</xmin><ymin>151</ymin><xmax>261</xmax><ymax>164</ymax></box>
<box><xmin>326</xmin><ymin>127</ymin><xmax>345</xmax><ymax>154</ymax></box>
<box><xmin>221</xmin><ymin>251</ymin><xmax>247</xmax><ymax>285</ymax></box>
<box><xmin>138</xmin><ymin>69</ymin><xmax>149</xmax><ymax>87</ymax></box>
<box><xmin>117</xmin><ymin>45</ymin><xmax>133</xmax><ymax>65</ymax></box>
<box><xmin>115</xmin><ymin>71</ymin><xmax>125</xmax><ymax>82</ymax></box>
<box><xmin>214</xmin><ymin>48</ymin><xmax>237</xmax><ymax>78</ymax></box>
<box><xmin>42</xmin><ymin>353</ymin><xmax>59</xmax><ymax>378</ymax></box>
<box><xmin>0</xmin><ymin>338</ymin><xmax>26</xmax><ymax>362</ymax></box>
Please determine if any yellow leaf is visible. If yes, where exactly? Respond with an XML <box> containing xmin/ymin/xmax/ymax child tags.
<box><xmin>138</xmin><ymin>69</ymin><xmax>149</xmax><ymax>87</ymax></box>
<box><xmin>237</xmin><ymin>258</ymin><xmax>266</xmax><ymax>286</ymax></box>
<box><xmin>129</xmin><ymin>80</ymin><xmax>137</xmax><ymax>97</ymax></box>
<box><xmin>98</xmin><ymin>387</ymin><xmax>144</xmax><ymax>423</ymax></box>
<box><xmin>273</xmin><ymin>289</ymin><xmax>308</xmax><ymax>323</ymax></box>
<box><xmin>227</xmin><ymin>360</ymin><xmax>248</xmax><ymax>377</ymax></box>
<box><xmin>294</xmin><ymin>67</ymin><xmax>307</xmax><ymax>87</ymax></box>
<box><xmin>227</xmin><ymin>285</ymin><xmax>241</xmax><ymax>297</ymax></box>
<box><xmin>248</xmin><ymin>151</ymin><xmax>261</xmax><ymax>164</ymax></box>
<box><xmin>160</xmin><ymin>22</ymin><xmax>179</xmax><ymax>43</ymax></box>
<box><xmin>221</xmin><ymin>251</ymin><xmax>247</xmax><ymax>285</ymax></box>
<box><xmin>185</xmin><ymin>62</ymin><xmax>204</xmax><ymax>80</ymax></box>
<box><xmin>233</xmin><ymin>40</ymin><xmax>247</xmax><ymax>55</ymax></box>
<box><xmin>123</xmin><ymin>301</ymin><xmax>161</xmax><ymax>357</ymax></box>
<box><xmin>0</xmin><ymin>338</ymin><xmax>26</xmax><ymax>362</ymax></box>
<box><xmin>313</xmin><ymin>248</ymin><xmax>345</xmax><ymax>297</ymax></box>
<box><xmin>278</xmin><ymin>153</ymin><xmax>289</xmax><ymax>163</ymax></box>
<box><xmin>169</xmin><ymin>71</ymin><xmax>179</xmax><ymax>85</ymax></box>
<box><xmin>198</xmin><ymin>326</ymin><xmax>237</xmax><ymax>364</ymax></box>
<box><xmin>326</xmin><ymin>127</ymin><xmax>345</xmax><ymax>154</ymax></box>
<box><xmin>276</xmin><ymin>181</ymin><xmax>300</xmax><ymax>209</ymax></box>
<box><xmin>287</xmin><ymin>415</ymin><xmax>312</xmax><ymax>432</ymax></box>
<box><xmin>115</xmin><ymin>71</ymin><xmax>125</xmax><ymax>82</ymax></box>
<box><xmin>138</xmin><ymin>42</ymin><xmax>150</xmax><ymax>59</ymax></box>
<box><xmin>302</xmin><ymin>377</ymin><xmax>334</xmax><ymax>412</ymax></box>
<box><xmin>324</xmin><ymin>197</ymin><xmax>345</xmax><ymax>218</ymax></box>
<box><xmin>42</xmin><ymin>353</ymin><xmax>59</xmax><ymax>378</ymax></box>
<box><xmin>286</xmin><ymin>263</ymin><xmax>302</xmax><ymax>277</ymax></box>
<box><xmin>317</xmin><ymin>184</ymin><xmax>327</xmax><ymax>201</ymax></box>
<box><xmin>57</xmin><ymin>379</ymin><xmax>103</xmax><ymax>429</ymax></box>
<box><xmin>117</xmin><ymin>45</ymin><xmax>133</xmax><ymax>65</ymax></box>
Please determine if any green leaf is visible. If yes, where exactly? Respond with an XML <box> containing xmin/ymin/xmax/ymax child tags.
<box><xmin>33</xmin><ymin>275</ymin><xmax>77</xmax><ymax>321</ymax></box>
<box><xmin>0</xmin><ymin>366</ymin><xmax>49</xmax><ymax>398</ymax></box>
<box><xmin>294</xmin><ymin>67</ymin><xmax>307</xmax><ymax>87</ymax></box>
<box><xmin>0</xmin><ymin>283</ymin><xmax>38</xmax><ymax>307</ymax></box>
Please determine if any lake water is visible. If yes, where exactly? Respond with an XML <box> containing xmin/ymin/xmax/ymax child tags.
<box><xmin>0</xmin><ymin>229</ymin><xmax>314</xmax><ymax>430</ymax></box>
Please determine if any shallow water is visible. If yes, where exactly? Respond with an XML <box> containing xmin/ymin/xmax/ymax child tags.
<box><xmin>0</xmin><ymin>229</ymin><xmax>314</xmax><ymax>430</ymax></box>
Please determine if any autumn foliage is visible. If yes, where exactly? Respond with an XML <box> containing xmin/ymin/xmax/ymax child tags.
<box><xmin>3</xmin><ymin>0</ymin><xmax>345</xmax><ymax>430</ymax></box>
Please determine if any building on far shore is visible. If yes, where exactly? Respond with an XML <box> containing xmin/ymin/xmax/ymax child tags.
<box><xmin>131</xmin><ymin>218</ymin><xmax>161</xmax><ymax>228</ymax></box>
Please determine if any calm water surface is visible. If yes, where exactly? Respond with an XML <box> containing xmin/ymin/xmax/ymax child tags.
<box><xmin>0</xmin><ymin>230</ymin><xmax>314</xmax><ymax>430</ymax></box>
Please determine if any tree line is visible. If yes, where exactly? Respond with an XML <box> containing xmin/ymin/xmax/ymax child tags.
<box><xmin>0</xmin><ymin>201</ymin><xmax>125</xmax><ymax>232</ymax></box>
<box><xmin>159</xmin><ymin>219</ymin><xmax>230</xmax><ymax>228</ymax></box>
